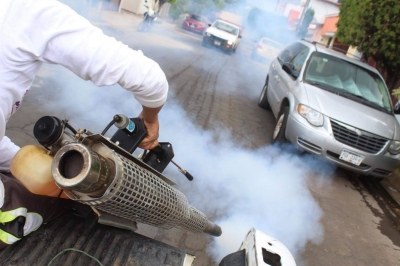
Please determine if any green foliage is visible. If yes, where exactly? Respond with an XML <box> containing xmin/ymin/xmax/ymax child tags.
<box><xmin>392</xmin><ymin>88</ymin><xmax>400</xmax><ymax>100</ymax></box>
<box><xmin>337</xmin><ymin>0</ymin><xmax>400</xmax><ymax>89</ymax></box>
<box><xmin>223</xmin><ymin>0</ymin><xmax>243</xmax><ymax>3</ymax></box>
<box><xmin>159</xmin><ymin>0</ymin><xmax>175</xmax><ymax>8</ymax></box>
<box><xmin>169</xmin><ymin>0</ymin><xmax>225</xmax><ymax>20</ymax></box>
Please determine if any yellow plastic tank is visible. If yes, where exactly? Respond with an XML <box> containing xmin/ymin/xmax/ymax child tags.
<box><xmin>10</xmin><ymin>145</ymin><xmax>69</xmax><ymax>199</ymax></box>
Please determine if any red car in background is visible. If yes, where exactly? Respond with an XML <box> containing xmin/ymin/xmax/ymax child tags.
<box><xmin>182</xmin><ymin>14</ymin><xmax>209</xmax><ymax>34</ymax></box>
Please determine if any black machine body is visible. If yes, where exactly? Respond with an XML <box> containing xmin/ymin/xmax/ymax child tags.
<box><xmin>33</xmin><ymin>114</ymin><xmax>192</xmax><ymax>180</ymax></box>
<box><xmin>110</xmin><ymin>117</ymin><xmax>147</xmax><ymax>154</ymax></box>
<box><xmin>142</xmin><ymin>142</ymin><xmax>174</xmax><ymax>173</ymax></box>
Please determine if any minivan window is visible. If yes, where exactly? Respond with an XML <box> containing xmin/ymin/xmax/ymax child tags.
<box><xmin>304</xmin><ymin>52</ymin><xmax>392</xmax><ymax>113</ymax></box>
<box><xmin>278</xmin><ymin>42</ymin><xmax>306</xmax><ymax>66</ymax></box>
<box><xmin>290</xmin><ymin>48</ymin><xmax>309</xmax><ymax>78</ymax></box>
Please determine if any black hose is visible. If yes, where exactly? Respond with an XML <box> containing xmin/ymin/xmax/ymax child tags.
<box><xmin>101</xmin><ymin>116</ymin><xmax>118</xmax><ymax>135</ymax></box>
<box><xmin>65</xmin><ymin>122</ymin><xmax>77</xmax><ymax>135</ymax></box>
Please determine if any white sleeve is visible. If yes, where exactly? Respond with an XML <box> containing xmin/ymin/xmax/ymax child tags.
<box><xmin>0</xmin><ymin>106</ymin><xmax>19</xmax><ymax>171</ymax></box>
<box><xmin>0</xmin><ymin>136</ymin><xmax>20</xmax><ymax>173</ymax></box>
<box><xmin>19</xmin><ymin>0</ymin><xmax>169</xmax><ymax>108</ymax></box>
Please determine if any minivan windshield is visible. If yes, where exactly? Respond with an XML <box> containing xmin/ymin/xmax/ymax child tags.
<box><xmin>304</xmin><ymin>52</ymin><xmax>392</xmax><ymax>113</ymax></box>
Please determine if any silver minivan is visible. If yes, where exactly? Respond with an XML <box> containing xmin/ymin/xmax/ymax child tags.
<box><xmin>258</xmin><ymin>40</ymin><xmax>400</xmax><ymax>179</ymax></box>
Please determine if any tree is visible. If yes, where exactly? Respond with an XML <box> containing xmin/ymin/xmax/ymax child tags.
<box><xmin>158</xmin><ymin>0</ymin><xmax>175</xmax><ymax>9</ymax></box>
<box><xmin>336</xmin><ymin>0</ymin><xmax>400</xmax><ymax>90</ymax></box>
<box><xmin>145</xmin><ymin>0</ymin><xmax>175</xmax><ymax>12</ymax></box>
<box><xmin>297</xmin><ymin>8</ymin><xmax>314</xmax><ymax>39</ymax></box>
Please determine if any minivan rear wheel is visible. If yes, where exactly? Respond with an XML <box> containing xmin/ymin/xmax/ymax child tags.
<box><xmin>258</xmin><ymin>80</ymin><xmax>271</xmax><ymax>110</ymax></box>
<box><xmin>272</xmin><ymin>106</ymin><xmax>289</xmax><ymax>144</ymax></box>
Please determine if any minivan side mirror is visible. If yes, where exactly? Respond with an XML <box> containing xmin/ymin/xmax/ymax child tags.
<box><xmin>394</xmin><ymin>100</ymin><xmax>400</xmax><ymax>114</ymax></box>
<box><xmin>282</xmin><ymin>62</ymin><xmax>298</xmax><ymax>79</ymax></box>
<box><xmin>219</xmin><ymin>249</ymin><xmax>246</xmax><ymax>266</ymax></box>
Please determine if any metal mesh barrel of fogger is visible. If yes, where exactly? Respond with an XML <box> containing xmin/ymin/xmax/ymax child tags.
<box><xmin>51</xmin><ymin>143</ymin><xmax>221</xmax><ymax>236</ymax></box>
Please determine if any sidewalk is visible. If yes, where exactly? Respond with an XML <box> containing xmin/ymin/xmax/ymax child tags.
<box><xmin>381</xmin><ymin>171</ymin><xmax>400</xmax><ymax>205</ymax></box>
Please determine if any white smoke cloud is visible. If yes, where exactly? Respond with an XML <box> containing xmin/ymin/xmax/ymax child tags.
<box><xmin>155</xmin><ymin>97</ymin><xmax>335</xmax><ymax>262</ymax></box>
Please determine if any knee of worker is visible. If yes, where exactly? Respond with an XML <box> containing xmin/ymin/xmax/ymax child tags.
<box><xmin>0</xmin><ymin>212</ymin><xmax>44</xmax><ymax>250</ymax></box>
<box><xmin>1</xmin><ymin>173</ymin><xmax>74</xmax><ymax>223</ymax></box>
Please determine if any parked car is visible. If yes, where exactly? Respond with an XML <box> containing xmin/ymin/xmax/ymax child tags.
<box><xmin>258</xmin><ymin>40</ymin><xmax>400</xmax><ymax>179</ymax></box>
<box><xmin>181</xmin><ymin>14</ymin><xmax>209</xmax><ymax>34</ymax></box>
<box><xmin>251</xmin><ymin>37</ymin><xmax>283</xmax><ymax>62</ymax></box>
<box><xmin>202</xmin><ymin>19</ymin><xmax>242</xmax><ymax>55</ymax></box>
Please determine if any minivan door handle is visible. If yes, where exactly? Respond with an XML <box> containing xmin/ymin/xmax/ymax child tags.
<box><xmin>274</xmin><ymin>75</ymin><xmax>280</xmax><ymax>81</ymax></box>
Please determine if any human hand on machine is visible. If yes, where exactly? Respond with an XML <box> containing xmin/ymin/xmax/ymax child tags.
<box><xmin>138</xmin><ymin>105</ymin><xmax>162</xmax><ymax>150</ymax></box>
<box><xmin>110</xmin><ymin>113</ymin><xmax>194</xmax><ymax>181</ymax></box>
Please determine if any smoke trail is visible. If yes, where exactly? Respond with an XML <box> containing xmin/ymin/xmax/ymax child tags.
<box><xmin>154</xmin><ymin>98</ymin><xmax>335</xmax><ymax>262</ymax></box>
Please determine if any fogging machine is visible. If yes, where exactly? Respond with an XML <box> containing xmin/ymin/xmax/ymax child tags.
<box><xmin>32</xmin><ymin>114</ymin><xmax>222</xmax><ymax>237</ymax></box>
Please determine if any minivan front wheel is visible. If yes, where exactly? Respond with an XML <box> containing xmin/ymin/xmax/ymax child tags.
<box><xmin>258</xmin><ymin>80</ymin><xmax>271</xmax><ymax>110</ymax></box>
<box><xmin>272</xmin><ymin>106</ymin><xmax>289</xmax><ymax>144</ymax></box>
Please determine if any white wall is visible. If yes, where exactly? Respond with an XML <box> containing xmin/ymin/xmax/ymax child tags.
<box><xmin>308</xmin><ymin>0</ymin><xmax>340</xmax><ymax>24</ymax></box>
<box><xmin>120</xmin><ymin>0</ymin><xmax>146</xmax><ymax>14</ymax></box>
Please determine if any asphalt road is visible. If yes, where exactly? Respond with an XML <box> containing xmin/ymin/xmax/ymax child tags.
<box><xmin>6</xmin><ymin>10</ymin><xmax>400</xmax><ymax>266</ymax></box>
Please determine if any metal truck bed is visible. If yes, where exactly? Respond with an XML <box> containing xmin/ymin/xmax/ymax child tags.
<box><xmin>0</xmin><ymin>213</ymin><xmax>192</xmax><ymax>266</ymax></box>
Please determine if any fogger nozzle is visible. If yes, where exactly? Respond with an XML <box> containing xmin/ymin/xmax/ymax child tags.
<box><xmin>51</xmin><ymin>143</ymin><xmax>222</xmax><ymax>237</ymax></box>
<box><xmin>52</xmin><ymin>144</ymin><xmax>115</xmax><ymax>197</ymax></box>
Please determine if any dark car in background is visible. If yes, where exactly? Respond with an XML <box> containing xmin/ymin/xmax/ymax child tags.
<box><xmin>181</xmin><ymin>14</ymin><xmax>209</xmax><ymax>34</ymax></box>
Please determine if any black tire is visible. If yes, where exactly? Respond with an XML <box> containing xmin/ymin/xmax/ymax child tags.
<box><xmin>202</xmin><ymin>38</ymin><xmax>207</xmax><ymax>47</ymax></box>
<box><xmin>271</xmin><ymin>106</ymin><xmax>289</xmax><ymax>144</ymax></box>
<box><xmin>258</xmin><ymin>79</ymin><xmax>271</xmax><ymax>110</ymax></box>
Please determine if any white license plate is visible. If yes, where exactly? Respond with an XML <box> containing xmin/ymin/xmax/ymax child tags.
<box><xmin>339</xmin><ymin>149</ymin><xmax>365</xmax><ymax>166</ymax></box>
<box><xmin>190</xmin><ymin>24</ymin><xmax>195</xmax><ymax>28</ymax></box>
<box><xmin>214</xmin><ymin>41</ymin><xmax>221</xmax><ymax>46</ymax></box>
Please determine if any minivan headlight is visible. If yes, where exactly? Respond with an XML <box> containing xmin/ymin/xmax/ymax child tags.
<box><xmin>227</xmin><ymin>40</ymin><xmax>233</xmax><ymax>45</ymax></box>
<box><xmin>297</xmin><ymin>104</ymin><xmax>323</xmax><ymax>127</ymax></box>
<box><xmin>389</xmin><ymin>140</ymin><xmax>400</xmax><ymax>154</ymax></box>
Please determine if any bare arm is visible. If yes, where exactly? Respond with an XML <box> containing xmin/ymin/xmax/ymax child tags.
<box><xmin>138</xmin><ymin>105</ymin><xmax>163</xmax><ymax>150</ymax></box>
